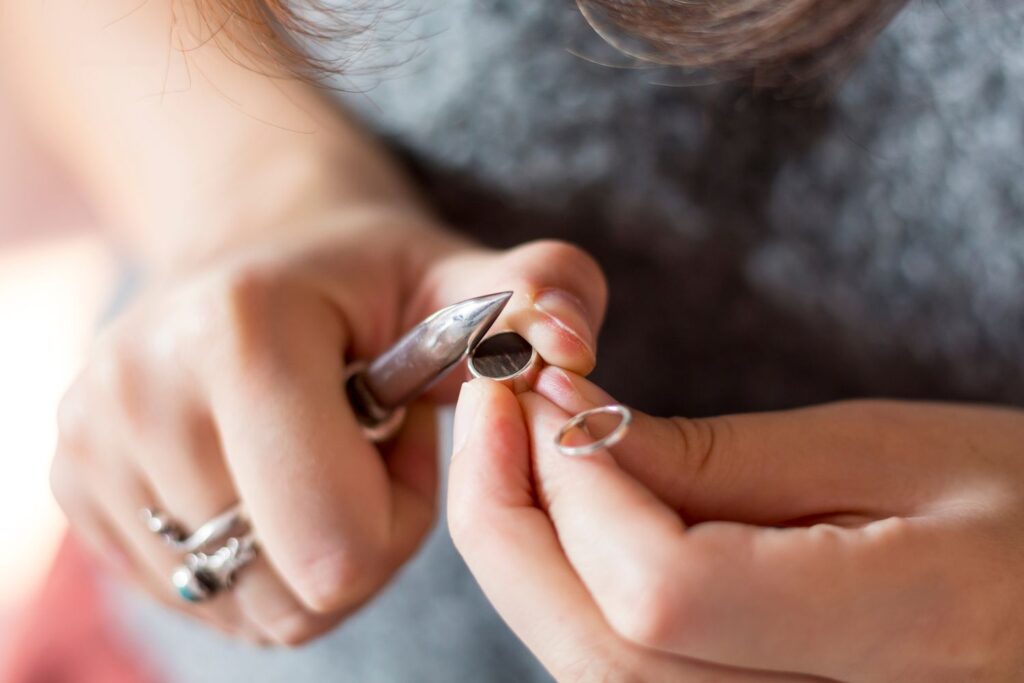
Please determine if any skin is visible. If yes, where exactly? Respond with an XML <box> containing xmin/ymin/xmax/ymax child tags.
<box><xmin>1</xmin><ymin>0</ymin><xmax>607</xmax><ymax>644</ymax></box>
<box><xmin>6</xmin><ymin>0</ymin><xmax>1023</xmax><ymax>675</ymax></box>
<box><xmin>449</xmin><ymin>369</ymin><xmax>1024</xmax><ymax>682</ymax></box>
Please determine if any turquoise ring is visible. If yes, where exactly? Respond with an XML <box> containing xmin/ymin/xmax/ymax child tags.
<box><xmin>172</xmin><ymin>566</ymin><xmax>215</xmax><ymax>602</ymax></box>
<box><xmin>169</xmin><ymin>534</ymin><xmax>257</xmax><ymax>603</ymax></box>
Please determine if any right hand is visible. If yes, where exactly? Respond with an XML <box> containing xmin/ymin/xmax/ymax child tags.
<box><xmin>50</xmin><ymin>206</ymin><xmax>606</xmax><ymax>645</ymax></box>
<box><xmin>449</xmin><ymin>370</ymin><xmax>1024</xmax><ymax>682</ymax></box>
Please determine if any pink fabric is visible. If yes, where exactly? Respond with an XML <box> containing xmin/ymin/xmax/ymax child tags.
<box><xmin>3</xmin><ymin>535</ymin><xmax>159</xmax><ymax>683</ymax></box>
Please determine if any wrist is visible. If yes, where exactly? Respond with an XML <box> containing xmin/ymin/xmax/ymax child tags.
<box><xmin>135</xmin><ymin>139</ymin><xmax>444</xmax><ymax>276</ymax></box>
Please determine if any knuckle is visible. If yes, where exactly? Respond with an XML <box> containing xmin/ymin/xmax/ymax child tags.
<box><xmin>92</xmin><ymin>340</ymin><xmax>143</xmax><ymax>414</ymax></box>
<box><xmin>290</xmin><ymin>549</ymin><xmax>378</xmax><ymax>614</ymax></box>
<box><xmin>667</xmin><ymin>416</ymin><xmax>731</xmax><ymax>482</ymax></box>
<box><xmin>55</xmin><ymin>384</ymin><xmax>90</xmax><ymax>447</ymax></box>
<box><xmin>48</xmin><ymin>457</ymin><xmax>79</xmax><ymax>510</ymax></box>
<box><xmin>602</xmin><ymin>565</ymin><xmax>679</xmax><ymax>650</ymax></box>
<box><xmin>523</xmin><ymin>238</ymin><xmax>590</xmax><ymax>269</ymax></box>
<box><xmin>221</xmin><ymin>263</ymin><xmax>277</xmax><ymax>323</ymax></box>
<box><xmin>265</xmin><ymin>610</ymin><xmax>321</xmax><ymax>646</ymax></box>
<box><xmin>214</xmin><ymin>265</ymin><xmax>283</xmax><ymax>371</ymax></box>
<box><xmin>522</xmin><ymin>240</ymin><xmax>606</xmax><ymax>288</ymax></box>
<box><xmin>54</xmin><ymin>428</ymin><xmax>96</xmax><ymax>470</ymax></box>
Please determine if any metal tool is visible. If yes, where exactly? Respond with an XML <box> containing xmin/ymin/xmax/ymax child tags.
<box><xmin>345</xmin><ymin>291</ymin><xmax>513</xmax><ymax>441</ymax></box>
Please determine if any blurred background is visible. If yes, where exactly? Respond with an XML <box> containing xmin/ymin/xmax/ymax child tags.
<box><xmin>0</xmin><ymin>84</ymin><xmax>116</xmax><ymax>666</ymax></box>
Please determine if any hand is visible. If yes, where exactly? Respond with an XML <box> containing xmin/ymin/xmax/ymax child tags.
<box><xmin>449</xmin><ymin>368</ymin><xmax>1024</xmax><ymax>682</ymax></box>
<box><xmin>49</xmin><ymin>207</ymin><xmax>607</xmax><ymax>645</ymax></box>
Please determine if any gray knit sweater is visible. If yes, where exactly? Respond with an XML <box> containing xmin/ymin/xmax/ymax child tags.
<box><xmin>116</xmin><ymin>1</ymin><xmax>1024</xmax><ymax>680</ymax></box>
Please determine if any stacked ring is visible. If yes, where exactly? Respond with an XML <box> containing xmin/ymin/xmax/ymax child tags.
<box><xmin>141</xmin><ymin>504</ymin><xmax>258</xmax><ymax>603</ymax></box>
<box><xmin>171</xmin><ymin>533</ymin><xmax>258</xmax><ymax>603</ymax></box>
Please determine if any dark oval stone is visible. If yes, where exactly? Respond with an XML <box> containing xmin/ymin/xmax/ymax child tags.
<box><xmin>471</xmin><ymin>332</ymin><xmax>534</xmax><ymax>379</ymax></box>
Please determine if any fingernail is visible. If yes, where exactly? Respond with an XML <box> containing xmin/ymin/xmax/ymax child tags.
<box><xmin>452</xmin><ymin>381</ymin><xmax>482</xmax><ymax>455</ymax></box>
<box><xmin>533</xmin><ymin>289</ymin><xmax>596</xmax><ymax>357</ymax></box>
<box><xmin>536</xmin><ymin>366</ymin><xmax>584</xmax><ymax>406</ymax></box>
<box><xmin>537</xmin><ymin>366</ymin><xmax>616</xmax><ymax>413</ymax></box>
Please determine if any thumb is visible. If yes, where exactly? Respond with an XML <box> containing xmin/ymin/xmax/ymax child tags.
<box><xmin>411</xmin><ymin>240</ymin><xmax>607</xmax><ymax>397</ymax></box>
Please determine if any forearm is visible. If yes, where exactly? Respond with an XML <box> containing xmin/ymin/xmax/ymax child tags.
<box><xmin>0</xmin><ymin>0</ymin><xmax>431</xmax><ymax>271</ymax></box>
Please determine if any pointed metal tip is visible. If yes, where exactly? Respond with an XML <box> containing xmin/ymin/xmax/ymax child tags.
<box><xmin>474</xmin><ymin>290</ymin><xmax>514</xmax><ymax>307</ymax></box>
<box><xmin>355</xmin><ymin>290</ymin><xmax>517</xmax><ymax>415</ymax></box>
<box><xmin>460</xmin><ymin>291</ymin><xmax>514</xmax><ymax>352</ymax></box>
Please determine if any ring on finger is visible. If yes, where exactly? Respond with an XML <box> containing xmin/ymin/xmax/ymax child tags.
<box><xmin>555</xmin><ymin>404</ymin><xmax>633</xmax><ymax>458</ymax></box>
<box><xmin>172</xmin><ymin>532</ymin><xmax>258</xmax><ymax>603</ymax></box>
<box><xmin>140</xmin><ymin>503</ymin><xmax>248</xmax><ymax>553</ymax></box>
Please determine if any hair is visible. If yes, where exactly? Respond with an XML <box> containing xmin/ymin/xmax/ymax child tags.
<box><xmin>186</xmin><ymin>0</ymin><xmax>380</xmax><ymax>83</ymax></box>
<box><xmin>195</xmin><ymin>0</ymin><xmax>908</xmax><ymax>87</ymax></box>
<box><xmin>577</xmin><ymin>0</ymin><xmax>907</xmax><ymax>86</ymax></box>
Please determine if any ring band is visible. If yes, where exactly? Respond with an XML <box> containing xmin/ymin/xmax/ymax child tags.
<box><xmin>172</xmin><ymin>532</ymin><xmax>258</xmax><ymax>603</ymax></box>
<box><xmin>170</xmin><ymin>504</ymin><xmax>247</xmax><ymax>554</ymax></box>
<box><xmin>555</xmin><ymin>404</ymin><xmax>633</xmax><ymax>458</ymax></box>
<box><xmin>141</xmin><ymin>504</ymin><xmax>248</xmax><ymax>554</ymax></box>
<box><xmin>468</xmin><ymin>331</ymin><xmax>542</xmax><ymax>394</ymax></box>
<box><xmin>140</xmin><ymin>504</ymin><xmax>258</xmax><ymax>602</ymax></box>
<box><xmin>139</xmin><ymin>508</ymin><xmax>187</xmax><ymax>546</ymax></box>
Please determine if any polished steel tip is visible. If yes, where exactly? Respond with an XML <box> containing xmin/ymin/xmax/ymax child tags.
<box><xmin>350</xmin><ymin>290</ymin><xmax>515</xmax><ymax>431</ymax></box>
<box><xmin>455</xmin><ymin>291</ymin><xmax>514</xmax><ymax>354</ymax></box>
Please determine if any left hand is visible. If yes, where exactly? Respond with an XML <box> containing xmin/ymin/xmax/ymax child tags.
<box><xmin>448</xmin><ymin>367</ymin><xmax>1024</xmax><ymax>682</ymax></box>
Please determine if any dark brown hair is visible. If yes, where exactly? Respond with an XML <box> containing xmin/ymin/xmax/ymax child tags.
<box><xmin>197</xmin><ymin>0</ymin><xmax>907</xmax><ymax>86</ymax></box>
<box><xmin>577</xmin><ymin>0</ymin><xmax>907</xmax><ymax>85</ymax></box>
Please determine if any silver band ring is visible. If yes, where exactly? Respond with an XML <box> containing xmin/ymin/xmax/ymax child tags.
<box><xmin>344</xmin><ymin>360</ymin><xmax>407</xmax><ymax>443</ymax></box>
<box><xmin>141</xmin><ymin>504</ymin><xmax>248</xmax><ymax>554</ymax></box>
<box><xmin>555</xmin><ymin>404</ymin><xmax>633</xmax><ymax>458</ymax></box>
<box><xmin>170</xmin><ymin>504</ymin><xmax>247</xmax><ymax>554</ymax></box>
<box><xmin>140</xmin><ymin>508</ymin><xmax>187</xmax><ymax>546</ymax></box>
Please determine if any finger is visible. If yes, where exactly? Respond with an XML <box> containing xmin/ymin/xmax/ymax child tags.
<box><xmin>377</xmin><ymin>400</ymin><xmax>438</xmax><ymax>559</ymax></box>
<box><xmin>55</xmin><ymin>389</ymin><xmax>252</xmax><ymax>637</ymax></box>
<box><xmin>522</xmin><ymin>389</ymin><xmax>941</xmax><ymax>679</ymax></box>
<box><xmin>449</xmin><ymin>380</ymin><xmax>828</xmax><ymax>683</ymax></box>
<box><xmin>533</xmin><ymin>367</ymin><xmax>967</xmax><ymax>523</ymax></box>
<box><xmin>417</xmin><ymin>240</ymin><xmax>607</xmax><ymax>387</ymax></box>
<box><xmin>50</xmin><ymin>450</ymin><xmax>139</xmax><ymax>584</ymax></box>
<box><xmin>133</xmin><ymin>407</ymin><xmax>337</xmax><ymax>646</ymax></box>
<box><xmin>518</xmin><ymin>391</ymin><xmax>694</xmax><ymax>644</ymax></box>
<box><xmin>448</xmin><ymin>380</ymin><xmax>616</xmax><ymax>669</ymax></box>
<box><xmin>208</xmin><ymin>291</ymin><xmax>422</xmax><ymax>616</ymax></box>
<box><xmin>89</xmin><ymin>456</ymin><xmax>253</xmax><ymax>637</ymax></box>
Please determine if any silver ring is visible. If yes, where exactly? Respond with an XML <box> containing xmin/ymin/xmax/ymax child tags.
<box><xmin>171</xmin><ymin>532</ymin><xmax>258</xmax><ymax>603</ymax></box>
<box><xmin>555</xmin><ymin>404</ymin><xmax>633</xmax><ymax>458</ymax></box>
<box><xmin>344</xmin><ymin>361</ymin><xmax>407</xmax><ymax>443</ymax></box>
<box><xmin>173</xmin><ymin>504</ymin><xmax>248</xmax><ymax>553</ymax></box>
<box><xmin>468</xmin><ymin>331</ymin><xmax>542</xmax><ymax>394</ymax></box>
<box><xmin>139</xmin><ymin>508</ymin><xmax>187</xmax><ymax>546</ymax></box>
<box><xmin>141</xmin><ymin>504</ymin><xmax>248</xmax><ymax>553</ymax></box>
